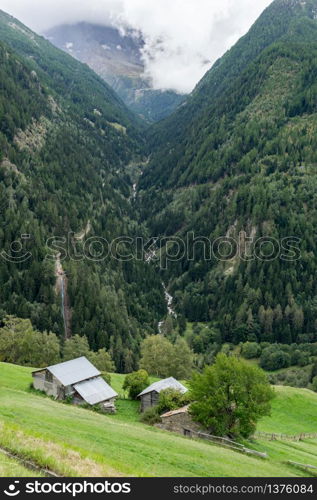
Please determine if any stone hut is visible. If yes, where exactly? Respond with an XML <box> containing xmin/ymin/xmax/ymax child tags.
<box><xmin>160</xmin><ymin>405</ymin><xmax>203</xmax><ymax>436</ymax></box>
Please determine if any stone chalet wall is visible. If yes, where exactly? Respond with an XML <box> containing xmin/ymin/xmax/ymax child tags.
<box><xmin>159</xmin><ymin>411</ymin><xmax>202</xmax><ymax>436</ymax></box>
<box><xmin>32</xmin><ymin>370</ymin><xmax>65</xmax><ymax>399</ymax></box>
<box><xmin>33</xmin><ymin>372</ymin><xmax>116</xmax><ymax>412</ymax></box>
<box><xmin>73</xmin><ymin>395</ymin><xmax>116</xmax><ymax>406</ymax></box>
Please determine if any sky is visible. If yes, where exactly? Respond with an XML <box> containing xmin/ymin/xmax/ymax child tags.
<box><xmin>0</xmin><ymin>0</ymin><xmax>272</xmax><ymax>93</ymax></box>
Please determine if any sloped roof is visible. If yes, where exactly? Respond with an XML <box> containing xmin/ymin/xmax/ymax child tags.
<box><xmin>47</xmin><ymin>357</ymin><xmax>100</xmax><ymax>386</ymax></box>
<box><xmin>74</xmin><ymin>376</ymin><xmax>118</xmax><ymax>405</ymax></box>
<box><xmin>138</xmin><ymin>377</ymin><xmax>188</xmax><ymax>398</ymax></box>
<box><xmin>161</xmin><ymin>405</ymin><xmax>190</xmax><ymax>418</ymax></box>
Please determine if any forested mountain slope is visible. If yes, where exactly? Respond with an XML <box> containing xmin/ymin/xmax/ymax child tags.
<box><xmin>143</xmin><ymin>0</ymin><xmax>317</xmax><ymax>186</ymax></box>
<box><xmin>138</xmin><ymin>0</ymin><xmax>317</xmax><ymax>344</ymax></box>
<box><xmin>2</xmin><ymin>0</ymin><xmax>317</xmax><ymax>371</ymax></box>
<box><xmin>0</xmin><ymin>10</ymin><xmax>166</xmax><ymax>372</ymax></box>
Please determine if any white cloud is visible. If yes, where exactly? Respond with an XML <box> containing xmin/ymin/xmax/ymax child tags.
<box><xmin>0</xmin><ymin>0</ymin><xmax>272</xmax><ymax>93</ymax></box>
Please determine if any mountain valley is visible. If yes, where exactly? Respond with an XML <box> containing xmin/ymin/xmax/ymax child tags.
<box><xmin>1</xmin><ymin>0</ymin><xmax>317</xmax><ymax>377</ymax></box>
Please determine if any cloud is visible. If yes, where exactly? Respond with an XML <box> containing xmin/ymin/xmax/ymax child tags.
<box><xmin>0</xmin><ymin>0</ymin><xmax>272</xmax><ymax>93</ymax></box>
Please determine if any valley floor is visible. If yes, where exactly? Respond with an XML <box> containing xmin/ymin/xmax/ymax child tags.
<box><xmin>0</xmin><ymin>363</ymin><xmax>316</xmax><ymax>477</ymax></box>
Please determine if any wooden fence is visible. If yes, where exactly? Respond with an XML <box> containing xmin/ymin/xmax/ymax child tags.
<box><xmin>255</xmin><ymin>431</ymin><xmax>317</xmax><ymax>442</ymax></box>
<box><xmin>184</xmin><ymin>429</ymin><xmax>268</xmax><ymax>458</ymax></box>
<box><xmin>286</xmin><ymin>461</ymin><xmax>317</xmax><ymax>476</ymax></box>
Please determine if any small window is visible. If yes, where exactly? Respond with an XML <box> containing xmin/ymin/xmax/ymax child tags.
<box><xmin>45</xmin><ymin>371</ymin><xmax>53</xmax><ymax>383</ymax></box>
<box><xmin>184</xmin><ymin>429</ymin><xmax>191</xmax><ymax>437</ymax></box>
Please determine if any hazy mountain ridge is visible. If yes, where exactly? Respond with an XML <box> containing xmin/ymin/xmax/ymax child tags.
<box><xmin>45</xmin><ymin>22</ymin><xmax>185</xmax><ymax>122</ymax></box>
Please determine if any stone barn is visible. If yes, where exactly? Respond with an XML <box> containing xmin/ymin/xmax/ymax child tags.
<box><xmin>138</xmin><ymin>377</ymin><xmax>188</xmax><ymax>412</ymax></box>
<box><xmin>159</xmin><ymin>405</ymin><xmax>203</xmax><ymax>436</ymax></box>
<box><xmin>32</xmin><ymin>356</ymin><xmax>118</xmax><ymax>413</ymax></box>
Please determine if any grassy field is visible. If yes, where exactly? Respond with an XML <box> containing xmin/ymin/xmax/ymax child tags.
<box><xmin>258</xmin><ymin>386</ymin><xmax>317</xmax><ymax>435</ymax></box>
<box><xmin>0</xmin><ymin>451</ymin><xmax>43</xmax><ymax>477</ymax></box>
<box><xmin>0</xmin><ymin>362</ymin><xmax>316</xmax><ymax>477</ymax></box>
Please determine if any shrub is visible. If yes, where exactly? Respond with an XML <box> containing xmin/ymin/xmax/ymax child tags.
<box><xmin>140</xmin><ymin>407</ymin><xmax>161</xmax><ymax>425</ymax></box>
<box><xmin>267</xmin><ymin>366</ymin><xmax>311</xmax><ymax>389</ymax></box>
<box><xmin>156</xmin><ymin>388</ymin><xmax>191</xmax><ymax>415</ymax></box>
<box><xmin>123</xmin><ymin>370</ymin><xmax>149</xmax><ymax>400</ymax></box>
<box><xmin>241</xmin><ymin>342</ymin><xmax>261</xmax><ymax>359</ymax></box>
<box><xmin>139</xmin><ymin>335</ymin><xmax>194</xmax><ymax>378</ymax></box>
<box><xmin>87</xmin><ymin>348</ymin><xmax>115</xmax><ymax>372</ymax></box>
<box><xmin>260</xmin><ymin>348</ymin><xmax>291</xmax><ymax>371</ymax></box>
<box><xmin>101</xmin><ymin>372</ymin><xmax>112</xmax><ymax>385</ymax></box>
<box><xmin>0</xmin><ymin>316</ymin><xmax>60</xmax><ymax>367</ymax></box>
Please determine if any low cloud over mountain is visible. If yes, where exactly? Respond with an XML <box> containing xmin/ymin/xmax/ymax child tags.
<box><xmin>0</xmin><ymin>0</ymin><xmax>271</xmax><ymax>93</ymax></box>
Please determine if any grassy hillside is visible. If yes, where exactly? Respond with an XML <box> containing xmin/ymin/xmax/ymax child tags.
<box><xmin>0</xmin><ymin>362</ymin><xmax>317</xmax><ymax>477</ymax></box>
<box><xmin>0</xmin><ymin>451</ymin><xmax>43</xmax><ymax>477</ymax></box>
<box><xmin>258</xmin><ymin>386</ymin><xmax>317</xmax><ymax>434</ymax></box>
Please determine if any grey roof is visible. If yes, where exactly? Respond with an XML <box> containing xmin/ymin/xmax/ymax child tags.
<box><xmin>47</xmin><ymin>357</ymin><xmax>100</xmax><ymax>386</ymax></box>
<box><xmin>74</xmin><ymin>376</ymin><xmax>118</xmax><ymax>405</ymax></box>
<box><xmin>138</xmin><ymin>377</ymin><xmax>188</xmax><ymax>398</ymax></box>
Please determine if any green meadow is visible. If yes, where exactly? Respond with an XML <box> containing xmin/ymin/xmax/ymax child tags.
<box><xmin>0</xmin><ymin>451</ymin><xmax>43</xmax><ymax>477</ymax></box>
<box><xmin>0</xmin><ymin>362</ymin><xmax>316</xmax><ymax>477</ymax></box>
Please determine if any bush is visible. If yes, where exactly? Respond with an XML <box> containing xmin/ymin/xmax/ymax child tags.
<box><xmin>269</xmin><ymin>366</ymin><xmax>311</xmax><ymax>389</ymax></box>
<box><xmin>88</xmin><ymin>348</ymin><xmax>115</xmax><ymax>372</ymax></box>
<box><xmin>123</xmin><ymin>370</ymin><xmax>150</xmax><ymax>400</ymax></box>
<box><xmin>260</xmin><ymin>348</ymin><xmax>291</xmax><ymax>371</ymax></box>
<box><xmin>64</xmin><ymin>336</ymin><xmax>115</xmax><ymax>372</ymax></box>
<box><xmin>0</xmin><ymin>316</ymin><xmax>60</xmax><ymax>367</ymax></box>
<box><xmin>140</xmin><ymin>407</ymin><xmax>161</xmax><ymax>425</ymax></box>
<box><xmin>241</xmin><ymin>342</ymin><xmax>261</xmax><ymax>359</ymax></box>
<box><xmin>311</xmin><ymin>361</ymin><xmax>317</xmax><ymax>382</ymax></box>
<box><xmin>139</xmin><ymin>335</ymin><xmax>194</xmax><ymax>378</ymax></box>
<box><xmin>156</xmin><ymin>388</ymin><xmax>191</xmax><ymax>415</ymax></box>
<box><xmin>101</xmin><ymin>372</ymin><xmax>112</xmax><ymax>385</ymax></box>
<box><xmin>259</xmin><ymin>343</ymin><xmax>315</xmax><ymax>372</ymax></box>
<box><xmin>297</xmin><ymin>352</ymin><xmax>310</xmax><ymax>367</ymax></box>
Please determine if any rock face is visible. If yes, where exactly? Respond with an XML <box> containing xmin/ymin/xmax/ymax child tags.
<box><xmin>45</xmin><ymin>22</ymin><xmax>185</xmax><ymax>122</ymax></box>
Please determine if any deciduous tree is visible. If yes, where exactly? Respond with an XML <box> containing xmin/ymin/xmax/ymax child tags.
<box><xmin>190</xmin><ymin>354</ymin><xmax>274</xmax><ymax>438</ymax></box>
